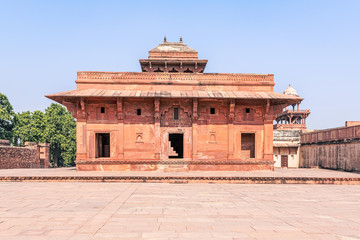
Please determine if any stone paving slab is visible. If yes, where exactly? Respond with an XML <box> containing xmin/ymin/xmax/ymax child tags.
<box><xmin>0</xmin><ymin>182</ymin><xmax>359</xmax><ymax>239</ymax></box>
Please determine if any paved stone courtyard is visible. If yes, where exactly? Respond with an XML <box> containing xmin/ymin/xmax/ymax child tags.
<box><xmin>0</xmin><ymin>182</ymin><xmax>359</xmax><ymax>240</ymax></box>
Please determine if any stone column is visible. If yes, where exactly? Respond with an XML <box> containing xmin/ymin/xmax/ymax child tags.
<box><xmin>154</xmin><ymin>98</ymin><xmax>160</xmax><ymax>159</ymax></box>
<box><xmin>117</xmin><ymin>98</ymin><xmax>124</xmax><ymax>159</ymax></box>
<box><xmin>228</xmin><ymin>99</ymin><xmax>235</xmax><ymax>160</ymax></box>
<box><xmin>263</xmin><ymin>120</ymin><xmax>274</xmax><ymax>160</ymax></box>
<box><xmin>263</xmin><ymin>100</ymin><xmax>274</xmax><ymax>161</ymax></box>
<box><xmin>76</xmin><ymin>120</ymin><xmax>87</xmax><ymax>160</ymax></box>
<box><xmin>76</xmin><ymin>98</ymin><xmax>87</xmax><ymax>161</ymax></box>
<box><xmin>88</xmin><ymin>131</ymin><xmax>95</xmax><ymax>159</ymax></box>
<box><xmin>192</xmin><ymin>98</ymin><xmax>198</xmax><ymax>160</ymax></box>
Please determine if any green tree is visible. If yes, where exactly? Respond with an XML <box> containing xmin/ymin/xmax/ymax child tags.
<box><xmin>13</xmin><ymin>111</ymin><xmax>45</xmax><ymax>146</ymax></box>
<box><xmin>0</xmin><ymin>93</ymin><xmax>15</xmax><ymax>141</ymax></box>
<box><xmin>43</xmin><ymin>103</ymin><xmax>76</xmax><ymax>167</ymax></box>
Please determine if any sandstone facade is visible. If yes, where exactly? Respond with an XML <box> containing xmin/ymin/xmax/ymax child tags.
<box><xmin>46</xmin><ymin>38</ymin><xmax>301</xmax><ymax>171</ymax></box>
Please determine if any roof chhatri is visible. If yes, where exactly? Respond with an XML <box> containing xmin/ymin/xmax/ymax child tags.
<box><xmin>283</xmin><ymin>84</ymin><xmax>299</xmax><ymax>97</ymax></box>
<box><xmin>141</xmin><ymin>37</ymin><xmax>205</xmax><ymax>72</ymax></box>
<box><xmin>149</xmin><ymin>41</ymin><xmax>197</xmax><ymax>53</ymax></box>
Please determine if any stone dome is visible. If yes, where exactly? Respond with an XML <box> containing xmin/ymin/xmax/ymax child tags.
<box><xmin>283</xmin><ymin>84</ymin><xmax>299</xmax><ymax>96</ymax></box>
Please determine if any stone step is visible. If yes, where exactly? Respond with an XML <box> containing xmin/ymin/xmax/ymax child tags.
<box><xmin>1</xmin><ymin>176</ymin><xmax>359</xmax><ymax>184</ymax></box>
<box><xmin>164</xmin><ymin>164</ymin><xmax>188</xmax><ymax>172</ymax></box>
<box><xmin>168</xmin><ymin>145</ymin><xmax>178</xmax><ymax>157</ymax></box>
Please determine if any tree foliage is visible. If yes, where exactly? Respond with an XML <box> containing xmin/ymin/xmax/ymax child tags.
<box><xmin>0</xmin><ymin>93</ymin><xmax>15</xmax><ymax>141</ymax></box>
<box><xmin>13</xmin><ymin>111</ymin><xmax>45</xmax><ymax>146</ymax></box>
<box><xmin>5</xmin><ymin>92</ymin><xmax>77</xmax><ymax>167</ymax></box>
<box><xmin>42</xmin><ymin>103</ymin><xmax>76</xmax><ymax>167</ymax></box>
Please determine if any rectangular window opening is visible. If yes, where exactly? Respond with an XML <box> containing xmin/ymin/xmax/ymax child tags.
<box><xmin>96</xmin><ymin>133</ymin><xmax>110</xmax><ymax>158</ymax></box>
<box><xmin>210</xmin><ymin>108</ymin><xmax>216</xmax><ymax>114</ymax></box>
<box><xmin>137</xmin><ymin>109</ymin><xmax>141</xmax><ymax>115</ymax></box>
<box><xmin>174</xmin><ymin>108</ymin><xmax>179</xmax><ymax>120</ymax></box>
<box><xmin>241</xmin><ymin>133</ymin><xmax>255</xmax><ymax>159</ymax></box>
<box><xmin>100</xmin><ymin>107</ymin><xmax>105</xmax><ymax>114</ymax></box>
<box><xmin>245</xmin><ymin>108</ymin><xmax>250</xmax><ymax>113</ymax></box>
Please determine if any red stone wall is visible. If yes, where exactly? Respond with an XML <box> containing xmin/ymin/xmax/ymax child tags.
<box><xmin>74</xmin><ymin>96</ymin><xmax>282</xmax><ymax>171</ymax></box>
<box><xmin>300</xmin><ymin>142</ymin><xmax>360</xmax><ymax>172</ymax></box>
<box><xmin>0</xmin><ymin>141</ymin><xmax>50</xmax><ymax>169</ymax></box>
<box><xmin>300</xmin><ymin>125</ymin><xmax>360</xmax><ymax>171</ymax></box>
<box><xmin>0</xmin><ymin>146</ymin><xmax>37</xmax><ymax>168</ymax></box>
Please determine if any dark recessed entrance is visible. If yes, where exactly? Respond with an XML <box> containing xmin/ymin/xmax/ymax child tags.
<box><xmin>96</xmin><ymin>133</ymin><xmax>110</xmax><ymax>158</ymax></box>
<box><xmin>168</xmin><ymin>133</ymin><xmax>183</xmax><ymax>159</ymax></box>
<box><xmin>281</xmin><ymin>155</ymin><xmax>288</xmax><ymax>168</ymax></box>
<box><xmin>241</xmin><ymin>133</ymin><xmax>255</xmax><ymax>158</ymax></box>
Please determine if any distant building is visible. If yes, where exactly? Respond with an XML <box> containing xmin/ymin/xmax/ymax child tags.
<box><xmin>46</xmin><ymin>38</ymin><xmax>301</xmax><ymax>171</ymax></box>
<box><xmin>273</xmin><ymin>85</ymin><xmax>310</xmax><ymax>168</ymax></box>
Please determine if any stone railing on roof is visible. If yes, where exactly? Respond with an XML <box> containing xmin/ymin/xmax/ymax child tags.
<box><xmin>281</xmin><ymin>109</ymin><xmax>310</xmax><ymax>114</ymax></box>
<box><xmin>77</xmin><ymin>72</ymin><xmax>274</xmax><ymax>82</ymax></box>
<box><xmin>301</xmin><ymin>125</ymin><xmax>360</xmax><ymax>144</ymax></box>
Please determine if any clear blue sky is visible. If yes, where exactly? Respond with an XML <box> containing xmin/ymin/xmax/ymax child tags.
<box><xmin>1</xmin><ymin>0</ymin><xmax>359</xmax><ymax>130</ymax></box>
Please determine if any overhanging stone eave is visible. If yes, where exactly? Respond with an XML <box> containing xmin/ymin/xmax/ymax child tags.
<box><xmin>45</xmin><ymin>90</ymin><xmax>303</xmax><ymax>104</ymax></box>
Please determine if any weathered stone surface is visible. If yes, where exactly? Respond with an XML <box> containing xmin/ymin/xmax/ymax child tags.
<box><xmin>0</xmin><ymin>181</ymin><xmax>360</xmax><ymax>239</ymax></box>
<box><xmin>300</xmin><ymin>124</ymin><xmax>360</xmax><ymax>171</ymax></box>
<box><xmin>0</xmin><ymin>139</ymin><xmax>10</xmax><ymax>146</ymax></box>
<box><xmin>0</xmin><ymin>141</ymin><xmax>50</xmax><ymax>169</ymax></box>
<box><xmin>0</xmin><ymin>146</ymin><xmax>37</xmax><ymax>168</ymax></box>
<box><xmin>300</xmin><ymin>142</ymin><xmax>360</xmax><ymax>172</ymax></box>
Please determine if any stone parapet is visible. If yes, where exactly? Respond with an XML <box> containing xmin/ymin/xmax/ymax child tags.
<box><xmin>76</xmin><ymin>72</ymin><xmax>275</xmax><ymax>83</ymax></box>
<box><xmin>0</xmin><ymin>139</ymin><xmax>10</xmax><ymax>146</ymax></box>
<box><xmin>301</xmin><ymin>125</ymin><xmax>360</xmax><ymax>144</ymax></box>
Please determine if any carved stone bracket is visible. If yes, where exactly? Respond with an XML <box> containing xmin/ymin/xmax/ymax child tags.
<box><xmin>192</xmin><ymin>98</ymin><xmax>198</xmax><ymax>122</ymax></box>
<box><xmin>154</xmin><ymin>98</ymin><xmax>160</xmax><ymax>121</ymax></box>
<box><xmin>228</xmin><ymin>99</ymin><xmax>235</xmax><ymax>123</ymax></box>
<box><xmin>117</xmin><ymin>98</ymin><xmax>124</xmax><ymax>121</ymax></box>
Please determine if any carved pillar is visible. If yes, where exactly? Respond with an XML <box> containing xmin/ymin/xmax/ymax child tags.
<box><xmin>76</xmin><ymin>121</ymin><xmax>87</xmax><ymax>161</ymax></box>
<box><xmin>117</xmin><ymin>98</ymin><xmax>124</xmax><ymax>159</ymax></box>
<box><xmin>89</xmin><ymin>131</ymin><xmax>95</xmax><ymax>159</ymax></box>
<box><xmin>154</xmin><ymin>98</ymin><xmax>160</xmax><ymax>159</ymax></box>
<box><xmin>228</xmin><ymin>99</ymin><xmax>235</xmax><ymax>160</ymax></box>
<box><xmin>263</xmin><ymin>121</ymin><xmax>273</xmax><ymax>160</ymax></box>
<box><xmin>263</xmin><ymin>100</ymin><xmax>274</xmax><ymax>161</ymax></box>
<box><xmin>74</xmin><ymin>98</ymin><xmax>87</xmax><ymax>161</ymax></box>
<box><xmin>192</xmin><ymin>98</ymin><xmax>198</xmax><ymax>160</ymax></box>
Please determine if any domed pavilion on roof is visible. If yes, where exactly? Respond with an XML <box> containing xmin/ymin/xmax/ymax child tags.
<box><xmin>46</xmin><ymin>37</ymin><xmax>302</xmax><ymax>171</ymax></box>
<box><xmin>273</xmin><ymin>84</ymin><xmax>311</xmax><ymax>169</ymax></box>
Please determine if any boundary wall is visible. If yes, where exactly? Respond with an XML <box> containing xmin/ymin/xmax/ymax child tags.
<box><xmin>0</xmin><ymin>140</ymin><xmax>50</xmax><ymax>169</ymax></box>
<box><xmin>300</xmin><ymin>125</ymin><xmax>360</xmax><ymax>171</ymax></box>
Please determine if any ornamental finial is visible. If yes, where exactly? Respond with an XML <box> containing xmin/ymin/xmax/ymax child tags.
<box><xmin>164</xmin><ymin>35</ymin><xmax>167</xmax><ymax>42</ymax></box>
<box><xmin>180</xmin><ymin>36</ymin><xmax>183</xmax><ymax>43</ymax></box>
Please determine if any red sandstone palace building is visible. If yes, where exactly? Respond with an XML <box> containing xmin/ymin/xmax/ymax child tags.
<box><xmin>47</xmin><ymin>38</ymin><xmax>302</xmax><ymax>171</ymax></box>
